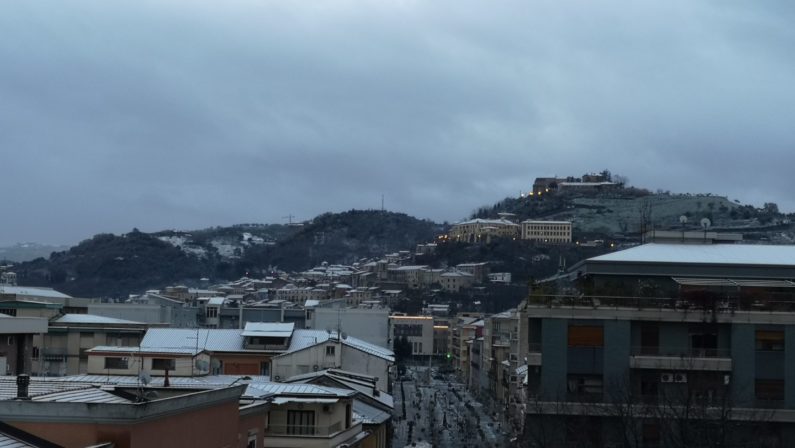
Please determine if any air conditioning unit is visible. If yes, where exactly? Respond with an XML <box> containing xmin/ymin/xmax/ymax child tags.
<box><xmin>674</xmin><ymin>373</ymin><xmax>688</xmax><ymax>383</ymax></box>
<box><xmin>274</xmin><ymin>375</ymin><xmax>281</xmax><ymax>381</ymax></box>
<box><xmin>313</xmin><ymin>365</ymin><xmax>320</xmax><ymax>371</ymax></box>
<box><xmin>660</xmin><ymin>373</ymin><xmax>674</xmax><ymax>383</ymax></box>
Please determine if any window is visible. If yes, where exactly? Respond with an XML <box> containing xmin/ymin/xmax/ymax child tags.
<box><xmin>756</xmin><ymin>330</ymin><xmax>785</xmax><ymax>351</ymax></box>
<box><xmin>0</xmin><ymin>308</ymin><xmax>17</xmax><ymax>317</ymax></box>
<box><xmin>287</xmin><ymin>410</ymin><xmax>315</xmax><ymax>435</ymax></box>
<box><xmin>325</xmin><ymin>345</ymin><xmax>336</xmax><ymax>356</ymax></box>
<box><xmin>568</xmin><ymin>325</ymin><xmax>603</xmax><ymax>347</ymax></box>
<box><xmin>32</xmin><ymin>347</ymin><xmax>39</xmax><ymax>359</ymax></box>
<box><xmin>394</xmin><ymin>324</ymin><xmax>423</xmax><ymax>337</ymax></box>
<box><xmin>104</xmin><ymin>357</ymin><xmax>128</xmax><ymax>370</ymax></box>
<box><xmin>567</xmin><ymin>375</ymin><xmax>603</xmax><ymax>396</ymax></box>
<box><xmin>756</xmin><ymin>379</ymin><xmax>785</xmax><ymax>401</ymax></box>
<box><xmin>152</xmin><ymin>358</ymin><xmax>176</xmax><ymax>370</ymax></box>
<box><xmin>206</xmin><ymin>307</ymin><xmax>218</xmax><ymax>318</ymax></box>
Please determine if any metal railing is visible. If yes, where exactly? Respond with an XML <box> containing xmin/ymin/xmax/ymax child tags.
<box><xmin>630</xmin><ymin>346</ymin><xmax>731</xmax><ymax>358</ymax></box>
<box><xmin>265</xmin><ymin>422</ymin><xmax>344</xmax><ymax>437</ymax></box>
<box><xmin>526</xmin><ymin>294</ymin><xmax>795</xmax><ymax>313</ymax></box>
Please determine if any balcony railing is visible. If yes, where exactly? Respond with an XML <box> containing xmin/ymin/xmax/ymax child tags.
<box><xmin>527</xmin><ymin>294</ymin><xmax>795</xmax><ymax>314</ymax></box>
<box><xmin>630</xmin><ymin>346</ymin><xmax>731</xmax><ymax>358</ymax></box>
<box><xmin>265</xmin><ymin>422</ymin><xmax>344</xmax><ymax>437</ymax></box>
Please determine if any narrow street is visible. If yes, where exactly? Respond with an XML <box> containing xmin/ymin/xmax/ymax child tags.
<box><xmin>392</xmin><ymin>365</ymin><xmax>507</xmax><ymax>448</ymax></box>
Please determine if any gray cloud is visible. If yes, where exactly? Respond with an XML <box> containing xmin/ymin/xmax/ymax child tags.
<box><xmin>1</xmin><ymin>0</ymin><xmax>794</xmax><ymax>246</ymax></box>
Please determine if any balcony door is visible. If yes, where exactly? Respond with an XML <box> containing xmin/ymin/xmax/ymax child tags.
<box><xmin>287</xmin><ymin>410</ymin><xmax>315</xmax><ymax>435</ymax></box>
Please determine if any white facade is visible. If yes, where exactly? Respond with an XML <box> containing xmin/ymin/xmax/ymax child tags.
<box><xmin>271</xmin><ymin>342</ymin><xmax>391</xmax><ymax>391</ymax></box>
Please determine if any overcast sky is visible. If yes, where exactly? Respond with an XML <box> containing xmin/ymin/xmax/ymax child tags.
<box><xmin>1</xmin><ymin>1</ymin><xmax>794</xmax><ymax>246</ymax></box>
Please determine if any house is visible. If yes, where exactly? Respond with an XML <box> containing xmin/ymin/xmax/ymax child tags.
<box><xmin>270</xmin><ymin>330</ymin><xmax>394</xmax><ymax>392</ymax></box>
<box><xmin>284</xmin><ymin>369</ymin><xmax>394</xmax><ymax>448</ymax></box>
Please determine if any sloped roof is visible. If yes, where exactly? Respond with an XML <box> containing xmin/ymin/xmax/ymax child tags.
<box><xmin>241</xmin><ymin>322</ymin><xmax>294</xmax><ymax>338</ymax></box>
<box><xmin>353</xmin><ymin>400</ymin><xmax>391</xmax><ymax>424</ymax></box>
<box><xmin>278</xmin><ymin>329</ymin><xmax>394</xmax><ymax>362</ymax></box>
<box><xmin>141</xmin><ymin>328</ymin><xmax>245</xmax><ymax>352</ymax></box>
<box><xmin>244</xmin><ymin>382</ymin><xmax>355</xmax><ymax>399</ymax></box>
<box><xmin>31</xmin><ymin>387</ymin><xmax>132</xmax><ymax>404</ymax></box>
<box><xmin>0</xmin><ymin>286</ymin><xmax>71</xmax><ymax>299</ymax></box>
<box><xmin>52</xmin><ymin>314</ymin><xmax>143</xmax><ymax>325</ymax></box>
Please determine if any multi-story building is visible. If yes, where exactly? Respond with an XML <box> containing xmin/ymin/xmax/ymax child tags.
<box><xmin>449</xmin><ymin>218</ymin><xmax>519</xmax><ymax>243</ymax></box>
<box><xmin>520</xmin><ymin>220</ymin><xmax>573</xmax><ymax>244</ymax></box>
<box><xmin>449</xmin><ymin>314</ymin><xmax>483</xmax><ymax>382</ymax></box>
<box><xmin>389</xmin><ymin>315</ymin><xmax>434</xmax><ymax>357</ymax></box>
<box><xmin>517</xmin><ymin>242</ymin><xmax>795</xmax><ymax>447</ymax></box>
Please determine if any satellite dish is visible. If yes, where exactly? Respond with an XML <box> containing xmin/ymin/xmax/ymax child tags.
<box><xmin>139</xmin><ymin>371</ymin><xmax>151</xmax><ymax>386</ymax></box>
<box><xmin>194</xmin><ymin>359</ymin><xmax>210</xmax><ymax>372</ymax></box>
<box><xmin>700</xmin><ymin>218</ymin><xmax>711</xmax><ymax>229</ymax></box>
<box><xmin>679</xmin><ymin>215</ymin><xmax>688</xmax><ymax>224</ymax></box>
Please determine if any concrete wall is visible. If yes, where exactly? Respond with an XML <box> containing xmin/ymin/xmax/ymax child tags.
<box><xmin>731</xmin><ymin>324</ymin><xmax>755</xmax><ymax>406</ymax></box>
<box><xmin>311</xmin><ymin>308</ymin><xmax>389</xmax><ymax>347</ymax></box>
<box><xmin>540</xmin><ymin>318</ymin><xmax>567</xmax><ymax>400</ymax></box>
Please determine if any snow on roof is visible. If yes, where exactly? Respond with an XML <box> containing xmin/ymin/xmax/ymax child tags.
<box><xmin>241</xmin><ymin>322</ymin><xmax>294</xmax><ymax>338</ymax></box>
<box><xmin>244</xmin><ymin>382</ymin><xmax>355</xmax><ymax>399</ymax></box>
<box><xmin>392</xmin><ymin>265</ymin><xmax>428</xmax><ymax>271</ymax></box>
<box><xmin>0</xmin><ymin>285</ymin><xmax>72</xmax><ymax>299</ymax></box>
<box><xmin>52</xmin><ymin>314</ymin><xmax>143</xmax><ymax>325</ymax></box>
<box><xmin>454</xmin><ymin>218</ymin><xmax>518</xmax><ymax>227</ymax></box>
<box><xmin>207</xmin><ymin>297</ymin><xmax>226</xmax><ymax>306</ymax></box>
<box><xmin>589</xmin><ymin>243</ymin><xmax>795</xmax><ymax>267</ymax></box>
<box><xmin>141</xmin><ymin>328</ymin><xmax>245</xmax><ymax>352</ymax></box>
<box><xmin>278</xmin><ymin>329</ymin><xmax>395</xmax><ymax>362</ymax></box>
<box><xmin>520</xmin><ymin>219</ymin><xmax>572</xmax><ymax>224</ymax></box>
<box><xmin>87</xmin><ymin>345</ymin><xmax>202</xmax><ymax>355</ymax></box>
<box><xmin>304</xmin><ymin>299</ymin><xmax>320</xmax><ymax>308</ymax></box>
<box><xmin>440</xmin><ymin>271</ymin><xmax>473</xmax><ymax>278</ymax></box>
<box><xmin>31</xmin><ymin>387</ymin><xmax>132</xmax><ymax>404</ymax></box>
<box><xmin>353</xmin><ymin>400</ymin><xmax>392</xmax><ymax>424</ymax></box>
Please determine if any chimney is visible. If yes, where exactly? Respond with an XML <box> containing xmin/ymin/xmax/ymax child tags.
<box><xmin>16</xmin><ymin>374</ymin><xmax>30</xmax><ymax>400</ymax></box>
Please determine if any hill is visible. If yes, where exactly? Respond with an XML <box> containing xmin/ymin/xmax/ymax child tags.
<box><xmin>473</xmin><ymin>189</ymin><xmax>792</xmax><ymax>241</ymax></box>
<box><xmin>9</xmin><ymin>210</ymin><xmax>442</xmax><ymax>298</ymax></box>
<box><xmin>237</xmin><ymin>210</ymin><xmax>444</xmax><ymax>272</ymax></box>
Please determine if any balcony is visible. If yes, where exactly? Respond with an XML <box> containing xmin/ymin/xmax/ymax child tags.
<box><xmin>629</xmin><ymin>346</ymin><xmax>732</xmax><ymax>371</ymax></box>
<box><xmin>264</xmin><ymin>422</ymin><xmax>364</xmax><ymax>448</ymax></box>
<box><xmin>526</xmin><ymin>294</ymin><xmax>795</xmax><ymax>324</ymax></box>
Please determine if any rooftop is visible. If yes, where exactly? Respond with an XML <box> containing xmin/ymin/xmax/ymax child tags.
<box><xmin>589</xmin><ymin>243</ymin><xmax>795</xmax><ymax>267</ymax></box>
<box><xmin>241</xmin><ymin>322</ymin><xmax>295</xmax><ymax>338</ymax></box>
<box><xmin>51</xmin><ymin>314</ymin><xmax>144</xmax><ymax>325</ymax></box>
<box><xmin>0</xmin><ymin>286</ymin><xmax>71</xmax><ymax>300</ymax></box>
<box><xmin>141</xmin><ymin>328</ymin><xmax>245</xmax><ymax>353</ymax></box>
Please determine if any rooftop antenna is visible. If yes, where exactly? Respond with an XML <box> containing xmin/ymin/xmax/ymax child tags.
<box><xmin>282</xmin><ymin>214</ymin><xmax>295</xmax><ymax>225</ymax></box>
<box><xmin>700</xmin><ymin>218</ymin><xmax>711</xmax><ymax>243</ymax></box>
<box><xmin>679</xmin><ymin>215</ymin><xmax>688</xmax><ymax>242</ymax></box>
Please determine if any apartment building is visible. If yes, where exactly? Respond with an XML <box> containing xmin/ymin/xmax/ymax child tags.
<box><xmin>516</xmin><ymin>243</ymin><xmax>795</xmax><ymax>447</ymax></box>
<box><xmin>389</xmin><ymin>315</ymin><xmax>434</xmax><ymax>357</ymax></box>
<box><xmin>520</xmin><ymin>220</ymin><xmax>573</xmax><ymax>244</ymax></box>
<box><xmin>449</xmin><ymin>314</ymin><xmax>483</xmax><ymax>383</ymax></box>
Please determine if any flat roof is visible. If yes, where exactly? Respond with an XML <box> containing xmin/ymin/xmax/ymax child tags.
<box><xmin>588</xmin><ymin>243</ymin><xmax>795</xmax><ymax>267</ymax></box>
